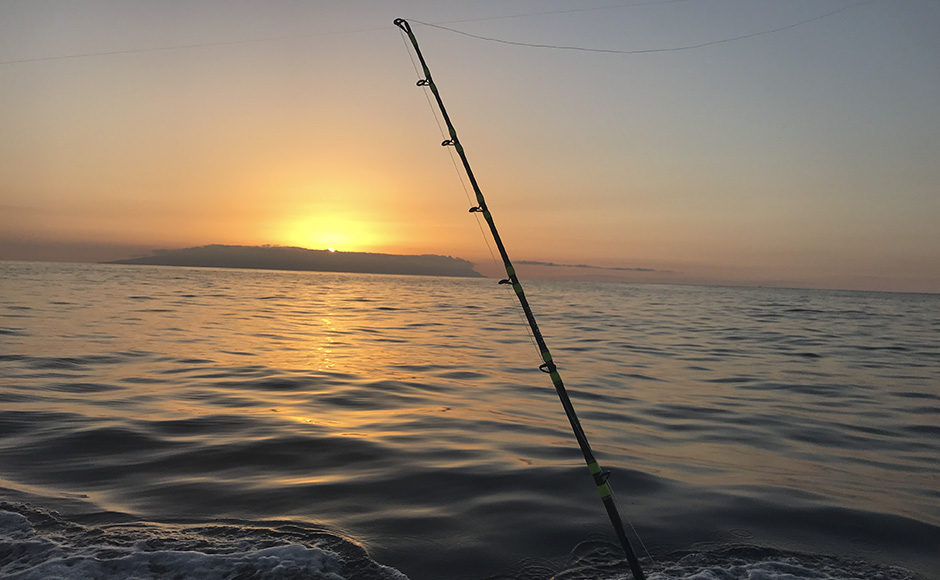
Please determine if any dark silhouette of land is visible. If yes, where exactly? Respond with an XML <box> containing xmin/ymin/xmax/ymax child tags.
<box><xmin>107</xmin><ymin>245</ymin><xmax>482</xmax><ymax>277</ymax></box>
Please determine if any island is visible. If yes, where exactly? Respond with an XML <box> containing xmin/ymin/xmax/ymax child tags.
<box><xmin>106</xmin><ymin>245</ymin><xmax>482</xmax><ymax>278</ymax></box>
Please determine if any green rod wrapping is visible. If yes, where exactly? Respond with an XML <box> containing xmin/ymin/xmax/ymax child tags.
<box><xmin>394</xmin><ymin>18</ymin><xmax>646</xmax><ymax>580</ymax></box>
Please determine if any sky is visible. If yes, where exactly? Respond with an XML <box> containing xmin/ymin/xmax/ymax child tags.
<box><xmin>1</xmin><ymin>0</ymin><xmax>938</xmax><ymax>293</ymax></box>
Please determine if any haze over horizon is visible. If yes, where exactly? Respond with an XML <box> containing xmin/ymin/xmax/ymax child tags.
<box><xmin>2</xmin><ymin>1</ymin><xmax>938</xmax><ymax>293</ymax></box>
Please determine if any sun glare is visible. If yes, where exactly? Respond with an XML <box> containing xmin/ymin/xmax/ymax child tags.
<box><xmin>280</xmin><ymin>215</ymin><xmax>382</xmax><ymax>253</ymax></box>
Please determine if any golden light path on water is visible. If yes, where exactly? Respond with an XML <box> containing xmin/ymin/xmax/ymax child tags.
<box><xmin>1</xmin><ymin>262</ymin><xmax>937</xmax><ymax>578</ymax></box>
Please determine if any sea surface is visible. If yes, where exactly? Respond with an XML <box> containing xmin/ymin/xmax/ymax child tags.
<box><xmin>1</xmin><ymin>261</ymin><xmax>938</xmax><ymax>580</ymax></box>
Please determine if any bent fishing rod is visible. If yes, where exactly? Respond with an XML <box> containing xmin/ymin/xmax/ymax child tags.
<box><xmin>394</xmin><ymin>18</ymin><xmax>647</xmax><ymax>580</ymax></box>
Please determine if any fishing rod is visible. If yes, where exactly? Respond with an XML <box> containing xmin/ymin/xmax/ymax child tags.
<box><xmin>394</xmin><ymin>18</ymin><xmax>647</xmax><ymax>580</ymax></box>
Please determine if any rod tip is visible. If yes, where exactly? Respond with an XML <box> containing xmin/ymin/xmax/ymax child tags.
<box><xmin>394</xmin><ymin>18</ymin><xmax>413</xmax><ymax>34</ymax></box>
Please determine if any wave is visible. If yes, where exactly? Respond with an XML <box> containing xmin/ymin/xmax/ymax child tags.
<box><xmin>0</xmin><ymin>503</ymin><xmax>406</xmax><ymax>580</ymax></box>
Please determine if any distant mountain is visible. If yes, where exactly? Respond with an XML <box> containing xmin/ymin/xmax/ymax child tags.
<box><xmin>106</xmin><ymin>245</ymin><xmax>482</xmax><ymax>278</ymax></box>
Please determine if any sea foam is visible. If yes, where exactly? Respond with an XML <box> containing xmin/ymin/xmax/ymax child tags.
<box><xmin>0</xmin><ymin>509</ymin><xmax>406</xmax><ymax>580</ymax></box>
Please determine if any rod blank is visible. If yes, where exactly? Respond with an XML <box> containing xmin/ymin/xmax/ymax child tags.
<box><xmin>394</xmin><ymin>18</ymin><xmax>647</xmax><ymax>580</ymax></box>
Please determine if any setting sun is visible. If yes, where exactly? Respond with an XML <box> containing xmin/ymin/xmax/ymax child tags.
<box><xmin>2</xmin><ymin>5</ymin><xmax>940</xmax><ymax>580</ymax></box>
<box><xmin>279</xmin><ymin>214</ymin><xmax>384</xmax><ymax>252</ymax></box>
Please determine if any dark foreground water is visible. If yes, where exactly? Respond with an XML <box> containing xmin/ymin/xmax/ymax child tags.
<box><xmin>1</xmin><ymin>261</ymin><xmax>937</xmax><ymax>580</ymax></box>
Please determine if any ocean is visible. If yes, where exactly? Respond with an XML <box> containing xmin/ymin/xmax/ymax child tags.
<box><xmin>1</xmin><ymin>261</ymin><xmax>937</xmax><ymax>580</ymax></box>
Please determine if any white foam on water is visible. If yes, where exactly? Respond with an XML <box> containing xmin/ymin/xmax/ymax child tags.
<box><xmin>6</xmin><ymin>545</ymin><xmax>343</xmax><ymax>580</ymax></box>
<box><xmin>0</xmin><ymin>509</ymin><xmax>407</xmax><ymax>580</ymax></box>
<box><xmin>643</xmin><ymin>551</ymin><xmax>917</xmax><ymax>580</ymax></box>
<box><xmin>0</xmin><ymin>508</ymin><xmax>923</xmax><ymax>580</ymax></box>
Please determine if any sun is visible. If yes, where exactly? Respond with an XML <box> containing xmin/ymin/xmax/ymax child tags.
<box><xmin>279</xmin><ymin>214</ymin><xmax>382</xmax><ymax>252</ymax></box>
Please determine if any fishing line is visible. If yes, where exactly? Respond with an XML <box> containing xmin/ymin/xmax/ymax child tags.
<box><xmin>0</xmin><ymin>24</ymin><xmax>389</xmax><ymax>66</ymax></box>
<box><xmin>1</xmin><ymin>1</ymin><xmax>681</xmax><ymax>66</ymax></box>
<box><xmin>398</xmin><ymin>28</ymin><xmax>541</xmax><ymax>357</ymax></box>
<box><xmin>400</xmin><ymin>31</ymin><xmax>482</xmax><ymax>223</ymax></box>
<box><xmin>399</xmin><ymin>28</ymin><xmax>498</xmax><ymax>265</ymax></box>
<box><xmin>612</xmin><ymin>485</ymin><xmax>657</xmax><ymax>568</ymax></box>
<box><xmin>428</xmin><ymin>0</ymin><xmax>698</xmax><ymax>25</ymax></box>
<box><xmin>409</xmin><ymin>0</ymin><xmax>877</xmax><ymax>55</ymax></box>
<box><xmin>4</xmin><ymin>0</ymin><xmax>876</xmax><ymax>67</ymax></box>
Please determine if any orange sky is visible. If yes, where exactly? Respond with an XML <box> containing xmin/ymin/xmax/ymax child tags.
<box><xmin>2</xmin><ymin>1</ymin><xmax>939</xmax><ymax>293</ymax></box>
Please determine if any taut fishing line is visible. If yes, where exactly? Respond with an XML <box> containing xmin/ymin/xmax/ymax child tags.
<box><xmin>424</xmin><ymin>0</ymin><xmax>699</xmax><ymax>26</ymax></box>
<box><xmin>5</xmin><ymin>1</ymin><xmax>875</xmax><ymax>67</ymax></box>
<box><xmin>398</xmin><ymin>28</ymin><xmax>543</xmax><ymax>359</ymax></box>
<box><xmin>408</xmin><ymin>0</ymin><xmax>877</xmax><ymax>55</ymax></box>
<box><xmin>612</xmin><ymin>485</ymin><xmax>658</xmax><ymax>567</ymax></box>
